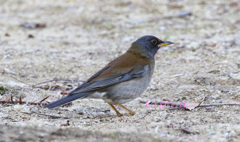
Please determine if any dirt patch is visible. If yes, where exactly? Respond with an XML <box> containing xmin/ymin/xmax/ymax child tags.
<box><xmin>1</xmin><ymin>0</ymin><xmax>240</xmax><ymax>141</ymax></box>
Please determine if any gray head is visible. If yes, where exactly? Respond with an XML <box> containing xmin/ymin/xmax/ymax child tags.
<box><xmin>128</xmin><ymin>35</ymin><xmax>174</xmax><ymax>58</ymax></box>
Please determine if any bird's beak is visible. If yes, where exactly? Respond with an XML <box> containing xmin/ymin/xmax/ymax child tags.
<box><xmin>158</xmin><ymin>41</ymin><xmax>174</xmax><ymax>47</ymax></box>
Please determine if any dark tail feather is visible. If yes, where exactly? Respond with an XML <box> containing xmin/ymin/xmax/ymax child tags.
<box><xmin>43</xmin><ymin>93</ymin><xmax>88</xmax><ymax>109</ymax></box>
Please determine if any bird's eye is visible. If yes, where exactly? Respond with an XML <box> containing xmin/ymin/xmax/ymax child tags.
<box><xmin>151</xmin><ymin>39</ymin><xmax>158</xmax><ymax>45</ymax></box>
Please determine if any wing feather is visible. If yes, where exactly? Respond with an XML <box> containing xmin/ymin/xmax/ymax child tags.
<box><xmin>69</xmin><ymin>65</ymin><xmax>148</xmax><ymax>95</ymax></box>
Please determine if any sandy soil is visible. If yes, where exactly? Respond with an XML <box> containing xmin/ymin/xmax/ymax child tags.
<box><xmin>1</xmin><ymin>0</ymin><xmax>240</xmax><ymax>141</ymax></box>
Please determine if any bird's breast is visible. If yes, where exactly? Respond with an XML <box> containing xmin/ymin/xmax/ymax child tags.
<box><xmin>105</xmin><ymin>63</ymin><xmax>155</xmax><ymax>104</ymax></box>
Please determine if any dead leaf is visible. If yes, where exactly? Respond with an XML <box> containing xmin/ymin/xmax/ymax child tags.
<box><xmin>184</xmin><ymin>102</ymin><xmax>202</xmax><ymax>110</ymax></box>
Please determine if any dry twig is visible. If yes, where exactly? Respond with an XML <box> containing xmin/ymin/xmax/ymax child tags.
<box><xmin>10</xmin><ymin>75</ymin><xmax>29</xmax><ymax>85</ymax></box>
<box><xmin>0</xmin><ymin>95</ymin><xmax>49</xmax><ymax>106</ymax></box>
<box><xmin>0</xmin><ymin>95</ymin><xmax>72</xmax><ymax>107</ymax></box>
<box><xmin>39</xmin><ymin>96</ymin><xmax>50</xmax><ymax>104</ymax></box>
<box><xmin>199</xmin><ymin>103</ymin><xmax>240</xmax><ymax>107</ymax></box>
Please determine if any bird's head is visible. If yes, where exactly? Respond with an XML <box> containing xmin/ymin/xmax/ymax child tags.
<box><xmin>129</xmin><ymin>35</ymin><xmax>174</xmax><ymax>58</ymax></box>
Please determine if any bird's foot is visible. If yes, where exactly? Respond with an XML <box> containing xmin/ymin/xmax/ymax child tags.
<box><xmin>117</xmin><ymin>113</ymin><xmax>124</xmax><ymax>117</ymax></box>
<box><xmin>114</xmin><ymin>103</ymin><xmax>135</xmax><ymax>116</ymax></box>
<box><xmin>128</xmin><ymin>112</ymin><xmax>135</xmax><ymax>116</ymax></box>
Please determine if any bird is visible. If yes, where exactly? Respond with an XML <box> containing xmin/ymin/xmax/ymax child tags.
<box><xmin>44</xmin><ymin>35</ymin><xmax>174</xmax><ymax>116</ymax></box>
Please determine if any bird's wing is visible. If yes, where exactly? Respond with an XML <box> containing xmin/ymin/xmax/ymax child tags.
<box><xmin>69</xmin><ymin>65</ymin><xmax>149</xmax><ymax>95</ymax></box>
<box><xmin>71</xmin><ymin>65</ymin><xmax>111</xmax><ymax>91</ymax></box>
<box><xmin>44</xmin><ymin>63</ymin><xmax>149</xmax><ymax>109</ymax></box>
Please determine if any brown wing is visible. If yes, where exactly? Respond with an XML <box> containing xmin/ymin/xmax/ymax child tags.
<box><xmin>68</xmin><ymin>51</ymin><xmax>152</xmax><ymax>95</ymax></box>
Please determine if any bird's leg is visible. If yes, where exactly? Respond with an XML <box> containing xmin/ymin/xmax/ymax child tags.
<box><xmin>108</xmin><ymin>103</ymin><xmax>123</xmax><ymax>117</ymax></box>
<box><xmin>114</xmin><ymin>103</ymin><xmax>135</xmax><ymax>116</ymax></box>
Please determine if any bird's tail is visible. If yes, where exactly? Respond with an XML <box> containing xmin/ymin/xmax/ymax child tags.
<box><xmin>43</xmin><ymin>93</ymin><xmax>88</xmax><ymax>109</ymax></box>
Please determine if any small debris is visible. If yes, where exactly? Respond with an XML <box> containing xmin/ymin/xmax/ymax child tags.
<box><xmin>32</xmin><ymin>84</ymin><xmax>62</xmax><ymax>91</ymax></box>
<box><xmin>208</xmin><ymin>70</ymin><xmax>220</xmax><ymax>74</ymax></box>
<box><xmin>5</xmin><ymin>33</ymin><xmax>10</xmax><ymax>37</ymax></box>
<box><xmin>20</xmin><ymin>23</ymin><xmax>46</xmax><ymax>29</ymax></box>
<box><xmin>60</xmin><ymin>120</ymin><xmax>70</xmax><ymax>126</ymax></box>
<box><xmin>181</xmin><ymin>128</ymin><xmax>192</xmax><ymax>134</ymax></box>
<box><xmin>60</xmin><ymin>90</ymin><xmax>69</xmax><ymax>95</ymax></box>
<box><xmin>178</xmin><ymin>11</ymin><xmax>192</xmax><ymax>18</ymax></box>
<box><xmin>28</xmin><ymin>34</ymin><xmax>34</xmax><ymax>38</ymax></box>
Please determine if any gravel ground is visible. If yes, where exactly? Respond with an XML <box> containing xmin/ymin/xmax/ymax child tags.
<box><xmin>1</xmin><ymin>0</ymin><xmax>240</xmax><ymax>141</ymax></box>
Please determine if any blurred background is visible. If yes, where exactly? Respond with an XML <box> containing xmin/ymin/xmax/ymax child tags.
<box><xmin>0</xmin><ymin>0</ymin><xmax>240</xmax><ymax>141</ymax></box>
<box><xmin>1</xmin><ymin>0</ymin><xmax>239</xmax><ymax>82</ymax></box>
